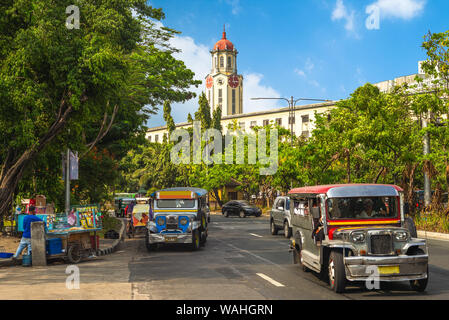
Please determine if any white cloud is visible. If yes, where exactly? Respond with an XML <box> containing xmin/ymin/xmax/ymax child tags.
<box><xmin>367</xmin><ymin>0</ymin><xmax>426</xmax><ymax>20</ymax></box>
<box><xmin>331</xmin><ymin>0</ymin><xmax>356</xmax><ymax>31</ymax></box>
<box><xmin>224</xmin><ymin>0</ymin><xmax>242</xmax><ymax>15</ymax></box>
<box><xmin>294</xmin><ymin>69</ymin><xmax>306</xmax><ymax>77</ymax></box>
<box><xmin>243</xmin><ymin>73</ymin><xmax>283</xmax><ymax>113</ymax></box>
<box><xmin>146</xmin><ymin>22</ymin><xmax>282</xmax><ymax>126</ymax></box>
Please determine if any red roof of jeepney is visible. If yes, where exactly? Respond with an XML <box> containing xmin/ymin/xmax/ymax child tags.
<box><xmin>288</xmin><ymin>184</ymin><xmax>403</xmax><ymax>195</ymax></box>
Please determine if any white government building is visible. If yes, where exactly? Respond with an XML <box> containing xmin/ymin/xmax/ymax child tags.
<box><xmin>146</xmin><ymin>29</ymin><xmax>429</xmax><ymax>143</ymax></box>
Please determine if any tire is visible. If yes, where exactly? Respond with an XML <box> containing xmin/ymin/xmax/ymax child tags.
<box><xmin>293</xmin><ymin>242</ymin><xmax>308</xmax><ymax>272</ymax></box>
<box><xmin>284</xmin><ymin>221</ymin><xmax>292</xmax><ymax>238</ymax></box>
<box><xmin>408</xmin><ymin>248</ymin><xmax>428</xmax><ymax>292</ymax></box>
<box><xmin>145</xmin><ymin>231</ymin><xmax>157</xmax><ymax>252</ymax></box>
<box><xmin>223</xmin><ymin>210</ymin><xmax>229</xmax><ymax>218</ymax></box>
<box><xmin>239</xmin><ymin>210</ymin><xmax>246</xmax><ymax>218</ymax></box>
<box><xmin>270</xmin><ymin>219</ymin><xmax>278</xmax><ymax>235</ymax></box>
<box><xmin>404</xmin><ymin>217</ymin><xmax>418</xmax><ymax>238</ymax></box>
<box><xmin>191</xmin><ymin>229</ymin><xmax>200</xmax><ymax>251</ymax></box>
<box><xmin>328</xmin><ymin>250</ymin><xmax>347</xmax><ymax>293</ymax></box>
<box><xmin>200</xmin><ymin>231</ymin><xmax>207</xmax><ymax>247</ymax></box>
<box><xmin>67</xmin><ymin>244</ymin><xmax>82</xmax><ymax>264</ymax></box>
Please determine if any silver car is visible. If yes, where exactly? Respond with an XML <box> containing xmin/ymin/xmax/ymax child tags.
<box><xmin>270</xmin><ymin>196</ymin><xmax>292</xmax><ymax>238</ymax></box>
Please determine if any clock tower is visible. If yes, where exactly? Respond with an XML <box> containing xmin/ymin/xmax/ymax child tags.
<box><xmin>205</xmin><ymin>27</ymin><xmax>243</xmax><ymax>116</ymax></box>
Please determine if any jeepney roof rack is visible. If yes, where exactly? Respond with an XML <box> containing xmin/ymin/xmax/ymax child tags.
<box><xmin>150</xmin><ymin>187</ymin><xmax>208</xmax><ymax>198</ymax></box>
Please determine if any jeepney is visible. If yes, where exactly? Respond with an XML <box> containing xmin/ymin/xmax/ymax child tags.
<box><xmin>146</xmin><ymin>187</ymin><xmax>209</xmax><ymax>251</ymax></box>
<box><xmin>288</xmin><ymin>184</ymin><xmax>429</xmax><ymax>293</ymax></box>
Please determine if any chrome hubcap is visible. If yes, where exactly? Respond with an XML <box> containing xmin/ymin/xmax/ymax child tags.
<box><xmin>329</xmin><ymin>260</ymin><xmax>335</xmax><ymax>286</ymax></box>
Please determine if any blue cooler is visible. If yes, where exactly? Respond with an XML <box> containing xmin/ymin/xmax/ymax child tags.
<box><xmin>46</xmin><ymin>238</ymin><xmax>62</xmax><ymax>255</ymax></box>
<box><xmin>22</xmin><ymin>254</ymin><xmax>32</xmax><ymax>267</ymax></box>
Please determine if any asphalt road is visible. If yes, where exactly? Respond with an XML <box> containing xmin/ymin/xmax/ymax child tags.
<box><xmin>129</xmin><ymin>214</ymin><xmax>449</xmax><ymax>300</ymax></box>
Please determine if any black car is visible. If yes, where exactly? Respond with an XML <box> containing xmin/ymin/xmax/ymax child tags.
<box><xmin>222</xmin><ymin>200</ymin><xmax>262</xmax><ymax>218</ymax></box>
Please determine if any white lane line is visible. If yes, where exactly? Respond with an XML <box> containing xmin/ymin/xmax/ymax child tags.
<box><xmin>250</xmin><ymin>233</ymin><xmax>263</xmax><ymax>238</ymax></box>
<box><xmin>256</xmin><ymin>273</ymin><xmax>285</xmax><ymax>287</ymax></box>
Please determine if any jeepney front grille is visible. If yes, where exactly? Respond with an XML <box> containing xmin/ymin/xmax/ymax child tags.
<box><xmin>166</xmin><ymin>216</ymin><xmax>178</xmax><ymax>230</ymax></box>
<box><xmin>370</xmin><ymin>234</ymin><xmax>393</xmax><ymax>255</ymax></box>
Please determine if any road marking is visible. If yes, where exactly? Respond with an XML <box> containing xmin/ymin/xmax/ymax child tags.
<box><xmin>256</xmin><ymin>273</ymin><xmax>285</xmax><ymax>287</ymax></box>
<box><xmin>250</xmin><ymin>233</ymin><xmax>263</xmax><ymax>238</ymax></box>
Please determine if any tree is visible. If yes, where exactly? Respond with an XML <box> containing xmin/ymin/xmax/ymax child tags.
<box><xmin>0</xmin><ymin>0</ymin><xmax>200</xmax><ymax>217</ymax></box>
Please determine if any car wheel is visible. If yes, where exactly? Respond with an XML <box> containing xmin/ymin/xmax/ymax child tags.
<box><xmin>191</xmin><ymin>229</ymin><xmax>200</xmax><ymax>251</ymax></box>
<box><xmin>239</xmin><ymin>210</ymin><xmax>246</xmax><ymax>218</ymax></box>
<box><xmin>145</xmin><ymin>231</ymin><xmax>157</xmax><ymax>252</ymax></box>
<box><xmin>293</xmin><ymin>242</ymin><xmax>308</xmax><ymax>272</ymax></box>
<box><xmin>223</xmin><ymin>210</ymin><xmax>229</xmax><ymax>218</ymax></box>
<box><xmin>408</xmin><ymin>248</ymin><xmax>428</xmax><ymax>292</ymax></box>
<box><xmin>328</xmin><ymin>250</ymin><xmax>346</xmax><ymax>293</ymax></box>
<box><xmin>270</xmin><ymin>219</ymin><xmax>278</xmax><ymax>235</ymax></box>
<box><xmin>284</xmin><ymin>221</ymin><xmax>292</xmax><ymax>238</ymax></box>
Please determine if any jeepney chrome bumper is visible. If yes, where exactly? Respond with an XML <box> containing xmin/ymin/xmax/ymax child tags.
<box><xmin>344</xmin><ymin>254</ymin><xmax>428</xmax><ymax>282</ymax></box>
<box><xmin>148</xmin><ymin>233</ymin><xmax>192</xmax><ymax>244</ymax></box>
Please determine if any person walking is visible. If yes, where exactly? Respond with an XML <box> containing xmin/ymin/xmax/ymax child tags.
<box><xmin>12</xmin><ymin>206</ymin><xmax>44</xmax><ymax>260</ymax></box>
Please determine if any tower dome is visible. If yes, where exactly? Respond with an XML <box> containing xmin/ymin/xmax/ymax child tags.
<box><xmin>213</xmin><ymin>28</ymin><xmax>234</xmax><ymax>51</ymax></box>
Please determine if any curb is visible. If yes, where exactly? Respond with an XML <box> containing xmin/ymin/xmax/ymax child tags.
<box><xmin>417</xmin><ymin>230</ymin><xmax>449</xmax><ymax>241</ymax></box>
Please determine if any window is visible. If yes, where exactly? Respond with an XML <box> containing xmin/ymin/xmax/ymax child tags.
<box><xmin>232</xmin><ymin>89</ymin><xmax>236</xmax><ymax>114</ymax></box>
<box><xmin>275</xmin><ymin>118</ymin><xmax>282</xmax><ymax>126</ymax></box>
<box><xmin>228</xmin><ymin>56</ymin><xmax>232</xmax><ymax>68</ymax></box>
<box><xmin>263</xmin><ymin>119</ymin><xmax>269</xmax><ymax>126</ymax></box>
<box><xmin>155</xmin><ymin>134</ymin><xmax>159</xmax><ymax>142</ymax></box>
<box><xmin>326</xmin><ymin>197</ymin><xmax>397</xmax><ymax>220</ymax></box>
<box><xmin>220</xmin><ymin>56</ymin><xmax>224</xmax><ymax>68</ymax></box>
<box><xmin>277</xmin><ymin>199</ymin><xmax>285</xmax><ymax>209</ymax></box>
<box><xmin>148</xmin><ymin>135</ymin><xmax>152</xmax><ymax>142</ymax></box>
<box><xmin>301</xmin><ymin>131</ymin><xmax>310</xmax><ymax>138</ymax></box>
<box><xmin>250</xmin><ymin>121</ymin><xmax>257</xmax><ymax>128</ymax></box>
<box><xmin>218</xmin><ymin>89</ymin><xmax>222</xmax><ymax>106</ymax></box>
<box><xmin>302</xmin><ymin>115</ymin><xmax>309</xmax><ymax>123</ymax></box>
<box><xmin>239</xmin><ymin>122</ymin><xmax>245</xmax><ymax>130</ymax></box>
<box><xmin>157</xmin><ymin>199</ymin><xmax>195</xmax><ymax>208</ymax></box>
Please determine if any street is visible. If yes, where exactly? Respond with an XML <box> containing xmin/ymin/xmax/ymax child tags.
<box><xmin>1</xmin><ymin>214</ymin><xmax>449</xmax><ymax>300</ymax></box>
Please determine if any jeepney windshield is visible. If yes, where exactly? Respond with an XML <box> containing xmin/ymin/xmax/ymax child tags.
<box><xmin>156</xmin><ymin>199</ymin><xmax>196</xmax><ymax>208</ymax></box>
<box><xmin>327</xmin><ymin>196</ymin><xmax>398</xmax><ymax>219</ymax></box>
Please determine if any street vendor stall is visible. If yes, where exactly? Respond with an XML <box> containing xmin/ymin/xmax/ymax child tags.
<box><xmin>18</xmin><ymin>205</ymin><xmax>103</xmax><ymax>264</ymax></box>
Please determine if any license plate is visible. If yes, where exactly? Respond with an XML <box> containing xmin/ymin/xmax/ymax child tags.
<box><xmin>378</xmin><ymin>266</ymin><xmax>400</xmax><ymax>275</ymax></box>
<box><xmin>164</xmin><ymin>236</ymin><xmax>178</xmax><ymax>243</ymax></box>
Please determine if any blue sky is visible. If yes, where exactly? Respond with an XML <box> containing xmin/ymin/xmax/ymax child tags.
<box><xmin>147</xmin><ymin>0</ymin><xmax>449</xmax><ymax>128</ymax></box>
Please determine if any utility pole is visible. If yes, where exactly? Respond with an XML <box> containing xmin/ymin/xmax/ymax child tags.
<box><xmin>422</xmin><ymin>112</ymin><xmax>431</xmax><ymax>207</ymax></box>
<box><xmin>65</xmin><ymin>148</ymin><xmax>71</xmax><ymax>214</ymax></box>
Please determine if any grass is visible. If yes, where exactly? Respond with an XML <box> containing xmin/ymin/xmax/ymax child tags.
<box><xmin>97</xmin><ymin>213</ymin><xmax>121</xmax><ymax>238</ymax></box>
<box><xmin>415</xmin><ymin>211</ymin><xmax>449</xmax><ymax>234</ymax></box>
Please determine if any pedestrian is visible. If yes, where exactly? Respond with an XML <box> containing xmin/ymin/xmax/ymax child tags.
<box><xmin>12</xmin><ymin>206</ymin><xmax>43</xmax><ymax>260</ymax></box>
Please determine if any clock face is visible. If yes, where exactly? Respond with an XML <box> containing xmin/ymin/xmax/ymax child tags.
<box><xmin>228</xmin><ymin>74</ymin><xmax>240</xmax><ymax>88</ymax></box>
<box><xmin>206</xmin><ymin>76</ymin><xmax>213</xmax><ymax>89</ymax></box>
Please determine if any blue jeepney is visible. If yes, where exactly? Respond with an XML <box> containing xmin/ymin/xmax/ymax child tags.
<box><xmin>146</xmin><ymin>187</ymin><xmax>209</xmax><ymax>251</ymax></box>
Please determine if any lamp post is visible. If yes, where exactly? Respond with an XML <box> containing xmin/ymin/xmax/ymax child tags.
<box><xmin>251</xmin><ymin>96</ymin><xmax>331</xmax><ymax>146</ymax></box>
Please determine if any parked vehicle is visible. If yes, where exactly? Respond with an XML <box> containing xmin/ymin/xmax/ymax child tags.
<box><xmin>288</xmin><ymin>184</ymin><xmax>429</xmax><ymax>293</ymax></box>
<box><xmin>270</xmin><ymin>196</ymin><xmax>292</xmax><ymax>238</ymax></box>
<box><xmin>222</xmin><ymin>200</ymin><xmax>262</xmax><ymax>218</ymax></box>
<box><xmin>146</xmin><ymin>187</ymin><xmax>209</xmax><ymax>251</ymax></box>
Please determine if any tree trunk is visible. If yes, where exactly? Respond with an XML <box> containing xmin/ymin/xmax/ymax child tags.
<box><xmin>213</xmin><ymin>188</ymin><xmax>222</xmax><ymax>208</ymax></box>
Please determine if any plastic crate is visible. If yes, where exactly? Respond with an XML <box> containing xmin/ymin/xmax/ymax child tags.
<box><xmin>46</xmin><ymin>238</ymin><xmax>62</xmax><ymax>255</ymax></box>
<box><xmin>0</xmin><ymin>253</ymin><xmax>13</xmax><ymax>259</ymax></box>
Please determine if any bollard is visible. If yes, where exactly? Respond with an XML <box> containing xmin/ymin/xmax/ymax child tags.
<box><xmin>31</xmin><ymin>221</ymin><xmax>47</xmax><ymax>266</ymax></box>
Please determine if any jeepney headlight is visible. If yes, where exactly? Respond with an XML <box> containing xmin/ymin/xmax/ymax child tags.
<box><xmin>351</xmin><ymin>231</ymin><xmax>366</xmax><ymax>243</ymax></box>
<box><xmin>156</xmin><ymin>217</ymin><xmax>165</xmax><ymax>226</ymax></box>
<box><xmin>180</xmin><ymin>217</ymin><xmax>188</xmax><ymax>225</ymax></box>
<box><xmin>394</xmin><ymin>231</ymin><xmax>408</xmax><ymax>241</ymax></box>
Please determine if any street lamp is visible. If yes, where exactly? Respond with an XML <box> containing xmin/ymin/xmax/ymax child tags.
<box><xmin>251</xmin><ymin>96</ymin><xmax>332</xmax><ymax>146</ymax></box>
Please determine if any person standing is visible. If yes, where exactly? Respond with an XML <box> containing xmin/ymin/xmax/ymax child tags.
<box><xmin>12</xmin><ymin>206</ymin><xmax>43</xmax><ymax>259</ymax></box>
